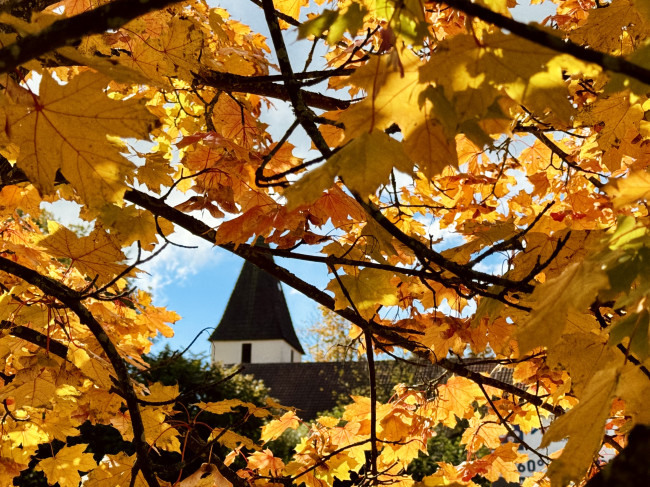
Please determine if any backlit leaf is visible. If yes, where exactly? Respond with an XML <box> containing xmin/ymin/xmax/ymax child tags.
<box><xmin>3</xmin><ymin>72</ymin><xmax>157</xmax><ymax>206</ymax></box>
<box><xmin>36</xmin><ymin>444</ymin><xmax>97</xmax><ymax>487</ymax></box>
<box><xmin>607</xmin><ymin>169</ymin><xmax>650</xmax><ymax>208</ymax></box>
<box><xmin>541</xmin><ymin>367</ymin><xmax>620</xmax><ymax>486</ymax></box>
<box><xmin>40</xmin><ymin>222</ymin><xmax>127</xmax><ymax>285</ymax></box>
<box><xmin>327</xmin><ymin>267</ymin><xmax>400</xmax><ymax>319</ymax></box>
<box><xmin>260</xmin><ymin>411</ymin><xmax>301</xmax><ymax>443</ymax></box>
<box><xmin>299</xmin><ymin>4</ymin><xmax>367</xmax><ymax>44</ymax></box>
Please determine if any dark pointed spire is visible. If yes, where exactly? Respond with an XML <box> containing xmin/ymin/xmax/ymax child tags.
<box><xmin>209</xmin><ymin>243</ymin><xmax>304</xmax><ymax>354</ymax></box>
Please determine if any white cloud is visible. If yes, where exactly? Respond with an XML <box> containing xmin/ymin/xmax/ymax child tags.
<box><xmin>136</xmin><ymin>225</ymin><xmax>221</xmax><ymax>305</ymax></box>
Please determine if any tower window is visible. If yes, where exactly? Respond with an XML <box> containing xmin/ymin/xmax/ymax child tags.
<box><xmin>242</xmin><ymin>343</ymin><xmax>252</xmax><ymax>363</ymax></box>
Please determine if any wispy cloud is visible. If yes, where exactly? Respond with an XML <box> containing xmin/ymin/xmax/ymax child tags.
<box><xmin>136</xmin><ymin>226</ymin><xmax>221</xmax><ymax>305</ymax></box>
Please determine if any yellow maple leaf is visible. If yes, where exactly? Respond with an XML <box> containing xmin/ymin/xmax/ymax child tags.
<box><xmin>326</xmin><ymin>267</ymin><xmax>400</xmax><ymax>320</ymax></box>
<box><xmin>136</xmin><ymin>152</ymin><xmax>175</xmax><ymax>192</ymax></box>
<box><xmin>380</xmin><ymin>438</ymin><xmax>426</xmax><ymax>468</ymax></box>
<box><xmin>541</xmin><ymin>366</ymin><xmax>620</xmax><ymax>486</ymax></box>
<box><xmin>119</xmin><ymin>16</ymin><xmax>204</xmax><ymax>83</ymax></box>
<box><xmin>260</xmin><ymin>411</ymin><xmax>301</xmax><ymax>443</ymax></box>
<box><xmin>462</xmin><ymin>443</ymin><xmax>527</xmax><ymax>483</ymax></box>
<box><xmin>378</xmin><ymin>406</ymin><xmax>411</xmax><ymax>442</ymax></box>
<box><xmin>196</xmin><ymin>398</ymin><xmax>253</xmax><ymax>415</ymax></box>
<box><xmin>401</xmin><ymin>97</ymin><xmax>458</xmax><ymax>180</ymax></box>
<box><xmin>476</xmin><ymin>0</ymin><xmax>512</xmax><ymax>15</ymax></box>
<box><xmin>111</xmin><ymin>408</ymin><xmax>181</xmax><ymax>453</ymax></box>
<box><xmin>208</xmin><ymin>427</ymin><xmax>257</xmax><ymax>450</ymax></box>
<box><xmin>616</xmin><ymin>363</ymin><xmax>650</xmax><ymax>425</ymax></box>
<box><xmin>62</xmin><ymin>0</ymin><xmax>109</xmax><ymax>16</ymax></box>
<box><xmin>139</xmin><ymin>382</ymin><xmax>179</xmax><ymax>404</ymax></box>
<box><xmin>420</xmin><ymin>32</ymin><xmax>590</xmax><ymax>126</ymax></box>
<box><xmin>517</xmin><ymin>261</ymin><xmax>609</xmax><ymax>355</ymax></box>
<box><xmin>83</xmin><ymin>452</ymin><xmax>148</xmax><ymax>487</ymax></box>
<box><xmin>3</xmin><ymin>71</ymin><xmax>157</xmax><ymax>206</ymax></box>
<box><xmin>339</xmin><ymin>50</ymin><xmax>422</xmax><ymax>138</ymax></box>
<box><xmin>326</xmin><ymin>421</ymin><xmax>361</xmax><ymax>446</ymax></box>
<box><xmin>606</xmin><ymin>169</ymin><xmax>650</xmax><ymax>208</ymax></box>
<box><xmin>95</xmin><ymin>203</ymin><xmax>174</xmax><ymax>251</ymax></box>
<box><xmin>545</xmin><ymin>331</ymin><xmax>617</xmax><ymax>396</ymax></box>
<box><xmin>6</xmin><ymin>421</ymin><xmax>49</xmax><ymax>458</ymax></box>
<box><xmin>0</xmin><ymin>458</ymin><xmax>24</xmax><ymax>487</ymax></box>
<box><xmin>274</xmin><ymin>0</ymin><xmax>309</xmax><ymax>27</ymax></box>
<box><xmin>461</xmin><ymin>416</ymin><xmax>508</xmax><ymax>452</ymax></box>
<box><xmin>577</xmin><ymin>92</ymin><xmax>644</xmax><ymax>162</ymax></box>
<box><xmin>68</xmin><ymin>344</ymin><xmax>114</xmax><ymax>389</ymax></box>
<box><xmin>422</xmin><ymin>462</ymin><xmax>476</xmax><ymax>486</ymax></box>
<box><xmin>0</xmin><ymin>365</ymin><xmax>59</xmax><ymax>408</ymax></box>
<box><xmin>37</xmin><ymin>403</ymin><xmax>82</xmax><ymax>441</ymax></box>
<box><xmin>424</xmin><ymin>376</ymin><xmax>483</xmax><ymax>428</ymax></box>
<box><xmin>40</xmin><ymin>222</ymin><xmax>127</xmax><ymax>285</ymax></box>
<box><xmin>0</xmin><ymin>183</ymin><xmax>41</xmax><ymax>218</ymax></box>
<box><xmin>335</xmin><ymin>50</ymin><xmax>458</xmax><ymax>177</ymax></box>
<box><xmin>141</xmin><ymin>407</ymin><xmax>181</xmax><ymax>452</ymax></box>
<box><xmin>247</xmin><ymin>449</ymin><xmax>285</xmax><ymax>475</ymax></box>
<box><xmin>570</xmin><ymin>0</ymin><xmax>650</xmax><ymax>54</ymax></box>
<box><xmin>133</xmin><ymin>289</ymin><xmax>178</xmax><ymax>338</ymax></box>
<box><xmin>36</xmin><ymin>444</ymin><xmax>97</xmax><ymax>487</ymax></box>
<box><xmin>326</xmin><ymin>451</ymin><xmax>364</xmax><ymax>482</ymax></box>
<box><xmin>178</xmin><ymin>463</ymin><xmax>234</xmax><ymax>487</ymax></box>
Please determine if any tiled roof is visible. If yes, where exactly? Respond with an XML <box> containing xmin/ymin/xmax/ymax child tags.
<box><xmin>240</xmin><ymin>361</ymin><xmax>513</xmax><ymax>420</ymax></box>
<box><xmin>209</xmin><ymin>257</ymin><xmax>304</xmax><ymax>354</ymax></box>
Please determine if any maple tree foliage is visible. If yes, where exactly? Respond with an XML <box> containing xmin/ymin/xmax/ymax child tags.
<box><xmin>304</xmin><ymin>306</ymin><xmax>359</xmax><ymax>362</ymax></box>
<box><xmin>3</xmin><ymin>0</ymin><xmax>650</xmax><ymax>485</ymax></box>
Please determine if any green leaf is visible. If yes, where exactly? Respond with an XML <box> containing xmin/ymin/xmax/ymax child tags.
<box><xmin>608</xmin><ymin>215</ymin><xmax>649</xmax><ymax>250</ymax></box>
<box><xmin>609</xmin><ymin>310</ymin><xmax>650</xmax><ymax>360</ymax></box>
<box><xmin>376</xmin><ymin>0</ymin><xmax>428</xmax><ymax>46</ymax></box>
<box><xmin>299</xmin><ymin>4</ymin><xmax>367</xmax><ymax>45</ymax></box>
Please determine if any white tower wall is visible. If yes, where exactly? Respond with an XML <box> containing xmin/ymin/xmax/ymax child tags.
<box><xmin>211</xmin><ymin>339</ymin><xmax>303</xmax><ymax>364</ymax></box>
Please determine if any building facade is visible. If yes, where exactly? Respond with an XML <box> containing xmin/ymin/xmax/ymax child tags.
<box><xmin>209</xmin><ymin>253</ymin><xmax>304</xmax><ymax>364</ymax></box>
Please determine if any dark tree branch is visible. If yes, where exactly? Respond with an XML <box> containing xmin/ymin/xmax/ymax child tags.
<box><xmin>437</xmin><ymin>357</ymin><xmax>564</xmax><ymax>417</ymax></box>
<box><xmin>352</xmin><ymin>192</ymin><xmax>535</xmax><ymax>293</ymax></box>
<box><xmin>0</xmin><ymin>0</ymin><xmax>185</xmax><ymax>74</ymax></box>
<box><xmin>364</xmin><ymin>328</ymin><xmax>378</xmax><ymax>478</ymax></box>
<box><xmin>247</xmin><ymin>0</ymin><xmax>302</xmax><ymax>28</ymax></box>
<box><xmin>476</xmin><ymin>380</ymin><xmax>551</xmax><ymax>462</ymax></box>
<box><xmin>261</xmin><ymin>0</ymin><xmax>332</xmax><ymax>156</ymax></box>
<box><xmin>468</xmin><ymin>201</ymin><xmax>553</xmax><ymax>266</ymax></box>
<box><xmin>327</xmin><ymin>264</ymin><xmax>379</xmax><ymax>476</ymax></box>
<box><xmin>197</xmin><ymin>69</ymin><xmax>351</xmax><ymax>111</ymax></box>
<box><xmin>0</xmin><ymin>257</ymin><xmax>161</xmax><ymax>487</ymax></box>
<box><xmin>442</xmin><ymin>0</ymin><xmax>650</xmax><ymax>87</ymax></box>
<box><xmin>256</xmin><ymin>119</ymin><xmax>300</xmax><ymax>187</ymax></box>
<box><xmin>8</xmin><ymin>323</ymin><xmax>68</xmax><ymax>359</ymax></box>
<box><xmin>516</xmin><ymin>125</ymin><xmax>608</xmax><ymax>180</ymax></box>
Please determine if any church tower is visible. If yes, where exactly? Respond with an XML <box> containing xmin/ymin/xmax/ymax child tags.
<box><xmin>209</xmin><ymin>254</ymin><xmax>304</xmax><ymax>364</ymax></box>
